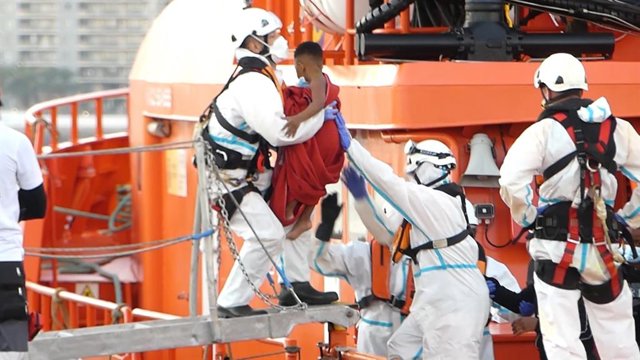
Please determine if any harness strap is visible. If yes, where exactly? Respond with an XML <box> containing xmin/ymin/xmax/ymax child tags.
<box><xmin>552</xmin><ymin>207</ymin><xmax>580</xmax><ymax>286</ymax></box>
<box><xmin>596</xmin><ymin>237</ymin><xmax>622</xmax><ymax>296</ymax></box>
<box><xmin>213</xmin><ymin>103</ymin><xmax>260</xmax><ymax>143</ymax></box>
<box><xmin>212</xmin><ymin>183</ymin><xmax>260</xmax><ymax>219</ymax></box>
<box><xmin>404</xmin><ymin>229</ymin><xmax>469</xmax><ymax>264</ymax></box>
<box><xmin>356</xmin><ymin>294</ymin><xmax>406</xmax><ymax>310</ymax></box>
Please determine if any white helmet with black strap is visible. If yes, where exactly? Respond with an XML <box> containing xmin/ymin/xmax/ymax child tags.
<box><xmin>404</xmin><ymin>139</ymin><xmax>456</xmax><ymax>187</ymax></box>
<box><xmin>231</xmin><ymin>7</ymin><xmax>283</xmax><ymax>49</ymax></box>
<box><xmin>534</xmin><ymin>52</ymin><xmax>588</xmax><ymax>92</ymax></box>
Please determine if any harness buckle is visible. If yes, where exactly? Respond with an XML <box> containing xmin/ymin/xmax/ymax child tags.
<box><xmin>586</xmin><ymin>159</ymin><xmax>601</xmax><ymax>173</ymax></box>
<box><xmin>388</xmin><ymin>296</ymin><xmax>406</xmax><ymax>309</ymax></box>
<box><xmin>566</xmin><ymin>237</ymin><xmax>580</xmax><ymax>245</ymax></box>
<box><xmin>432</xmin><ymin>238</ymin><xmax>448</xmax><ymax>249</ymax></box>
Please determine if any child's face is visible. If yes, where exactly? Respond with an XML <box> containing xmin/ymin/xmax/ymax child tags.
<box><xmin>294</xmin><ymin>56</ymin><xmax>307</xmax><ymax>80</ymax></box>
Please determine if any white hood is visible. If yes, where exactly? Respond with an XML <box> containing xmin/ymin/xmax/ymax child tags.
<box><xmin>577</xmin><ymin>97</ymin><xmax>612</xmax><ymax>124</ymax></box>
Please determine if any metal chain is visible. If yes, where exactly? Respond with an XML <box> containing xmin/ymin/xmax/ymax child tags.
<box><xmin>201</xmin><ymin>138</ymin><xmax>305</xmax><ymax>311</ymax></box>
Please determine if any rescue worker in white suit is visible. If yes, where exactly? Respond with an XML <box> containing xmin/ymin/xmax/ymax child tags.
<box><xmin>500</xmin><ymin>52</ymin><xmax>640</xmax><ymax>359</ymax></box>
<box><xmin>0</xmin><ymin>96</ymin><xmax>47</xmax><ymax>358</ymax></box>
<box><xmin>342</xmin><ymin>145</ymin><xmax>502</xmax><ymax>359</ymax></box>
<box><xmin>310</xmin><ymin>193</ymin><xmax>411</xmax><ymax>357</ymax></box>
<box><xmin>203</xmin><ymin>7</ymin><xmax>336</xmax><ymax>318</ymax></box>
<box><xmin>252</xmin><ymin>27</ymin><xmax>339</xmax><ymax>307</ymax></box>
<box><xmin>331</xmin><ymin>117</ymin><xmax>490</xmax><ymax>359</ymax></box>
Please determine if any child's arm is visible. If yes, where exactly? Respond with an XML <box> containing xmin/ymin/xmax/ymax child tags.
<box><xmin>487</xmin><ymin>277</ymin><xmax>525</xmax><ymax>314</ymax></box>
<box><xmin>283</xmin><ymin>75</ymin><xmax>326</xmax><ymax>137</ymax></box>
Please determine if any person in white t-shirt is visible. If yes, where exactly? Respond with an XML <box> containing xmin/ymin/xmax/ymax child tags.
<box><xmin>0</xmin><ymin>98</ymin><xmax>46</xmax><ymax>359</ymax></box>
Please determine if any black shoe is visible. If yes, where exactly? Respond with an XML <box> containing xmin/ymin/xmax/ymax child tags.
<box><xmin>278</xmin><ymin>282</ymin><xmax>339</xmax><ymax>306</ymax></box>
<box><xmin>217</xmin><ymin>305</ymin><xmax>267</xmax><ymax>318</ymax></box>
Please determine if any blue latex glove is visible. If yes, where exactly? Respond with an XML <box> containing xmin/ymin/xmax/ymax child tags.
<box><xmin>324</xmin><ymin>101</ymin><xmax>339</xmax><ymax>121</ymax></box>
<box><xmin>486</xmin><ymin>279</ymin><xmax>497</xmax><ymax>299</ymax></box>
<box><xmin>334</xmin><ymin>112</ymin><xmax>351</xmax><ymax>150</ymax></box>
<box><xmin>519</xmin><ymin>300</ymin><xmax>535</xmax><ymax>316</ymax></box>
<box><xmin>341</xmin><ymin>166</ymin><xmax>367</xmax><ymax>199</ymax></box>
<box><xmin>614</xmin><ymin>213</ymin><xmax>629</xmax><ymax>228</ymax></box>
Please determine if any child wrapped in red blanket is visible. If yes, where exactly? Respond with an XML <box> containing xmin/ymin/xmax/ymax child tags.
<box><xmin>270</xmin><ymin>41</ymin><xmax>344</xmax><ymax>240</ymax></box>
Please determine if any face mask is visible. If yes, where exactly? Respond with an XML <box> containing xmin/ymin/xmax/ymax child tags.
<box><xmin>269</xmin><ymin>36</ymin><xmax>289</xmax><ymax>63</ymax></box>
<box><xmin>414</xmin><ymin>163</ymin><xmax>450</xmax><ymax>187</ymax></box>
<box><xmin>297</xmin><ymin>77</ymin><xmax>309</xmax><ymax>87</ymax></box>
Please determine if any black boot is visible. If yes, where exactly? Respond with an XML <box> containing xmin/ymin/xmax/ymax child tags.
<box><xmin>217</xmin><ymin>305</ymin><xmax>268</xmax><ymax>318</ymax></box>
<box><xmin>278</xmin><ymin>282</ymin><xmax>338</xmax><ymax>306</ymax></box>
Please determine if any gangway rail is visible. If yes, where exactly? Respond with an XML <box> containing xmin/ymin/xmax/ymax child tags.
<box><xmin>29</xmin><ymin>305</ymin><xmax>358</xmax><ymax>360</ymax></box>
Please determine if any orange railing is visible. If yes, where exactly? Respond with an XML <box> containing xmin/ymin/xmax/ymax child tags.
<box><xmin>24</xmin><ymin>88</ymin><xmax>129</xmax><ymax>154</ymax></box>
<box><xmin>26</xmin><ymin>281</ymin><xmax>180</xmax><ymax>360</ymax></box>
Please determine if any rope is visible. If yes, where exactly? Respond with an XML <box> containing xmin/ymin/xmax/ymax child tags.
<box><xmin>51</xmin><ymin>287</ymin><xmax>70</xmax><ymax>330</ymax></box>
<box><xmin>593</xmin><ymin>185</ymin><xmax>625</xmax><ymax>263</ymax></box>
<box><xmin>25</xmin><ymin>229</ymin><xmax>213</xmax><ymax>259</ymax></box>
<box><xmin>37</xmin><ymin>140</ymin><xmax>195</xmax><ymax>159</ymax></box>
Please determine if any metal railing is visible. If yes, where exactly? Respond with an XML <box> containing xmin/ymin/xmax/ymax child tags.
<box><xmin>24</xmin><ymin>88</ymin><xmax>129</xmax><ymax>153</ymax></box>
<box><xmin>26</xmin><ymin>281</ymin><xmax>180</xmax><ymax>360</ymax></box>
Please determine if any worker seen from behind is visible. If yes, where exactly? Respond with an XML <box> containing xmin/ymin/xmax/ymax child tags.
<box><xmin>500</xmin><ymin>52</ymin><xmax>640</xmax><ymax>359</ymax></box>
<box><xmin>332</xmin><ymin>122</ymin><xmax>490</xmax><ymax>359</ymax></box>
<box><xmin>0</xmin><ymin>95</ymin><xmax>47</xmax><ymax>358</ymax></box>
<box><xmin>201</xmin><ymin>7</ymin><xmax>337</xmax><ymax>318</ymax></box>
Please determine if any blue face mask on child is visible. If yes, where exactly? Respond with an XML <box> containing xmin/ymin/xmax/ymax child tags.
<box><xmin>297</xmin><ymin>77</ymin><xmax>310</xmax><ymax>88</ymax></box>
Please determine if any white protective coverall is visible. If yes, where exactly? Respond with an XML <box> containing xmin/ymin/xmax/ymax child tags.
<box><xmin>500</xmin><ymin>97</ymin><xmax>640</xmax><ymax>359</ymax></box>
<box><xmin>313</xmin><ymin>238</ymin><xmax>410</xmax><ymax>357</ymax></box>
<box><xmin>353</xmin><ymin>195</ymin><xmax>505</xmax><ymax>359</ymax></box>
<box><xmin>211</xmin><ymin>49</ymin><xmax>327</xmax><ymax>308</ymax></box>
<box><xmin>345</xmin><ymin>140</ymin><xmax>490</xmax><ymax>359</ymax></box>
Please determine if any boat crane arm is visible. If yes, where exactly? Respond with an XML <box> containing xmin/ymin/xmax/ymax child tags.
<box><xmin>235</xmin><ymin>73</ymin><xmax>324</xmax><ymax>147</ymax></box>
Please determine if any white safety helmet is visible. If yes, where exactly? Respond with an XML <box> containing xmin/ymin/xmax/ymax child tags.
<box><xmin>404</xmin><ymin>139</ymin><xmax>456</xmax><ymax>175</ymax></box>
<box><xmin>533</xmin><ymin>53</ymin><xmax>588</xmax><ymax>92</ymax></box>
<box><xmin>231</xmin><ymin>7</ymin><xmax>282</xmax><ymax>49</ymax></box>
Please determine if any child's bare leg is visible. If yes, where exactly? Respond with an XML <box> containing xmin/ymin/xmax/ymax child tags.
<box><xmin>285</xmin><ymin>200</ymin><xmax>298</xmax><ymax>220</ymax></box>
<box><xmin>286</xmin><ymin>205</ymin><xmax>314</xmax><ymax>240</ymax></box>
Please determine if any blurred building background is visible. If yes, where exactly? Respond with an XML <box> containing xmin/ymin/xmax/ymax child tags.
<box><xmin>0</xmin><ymin>0</ymin><xmax>170</xmax><ymax>109</ymax></box>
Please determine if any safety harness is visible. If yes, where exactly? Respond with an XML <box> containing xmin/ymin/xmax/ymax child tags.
<box><xmin>200</xmin><ymin>56</ymin><xmax>281</xmax><ymax>218</ymax></box>
<box><xmin>357</xmin><ymin>241</ymin><xmax>414</xmax><ymax>315</ymax></box>
<box><xmin>532</xmin><ymin>98</ymin><xmax>631</xmax><ymax>302</ymax></box>
<box><xmin>391</xmin><ymin>183</ymin><xmax>471</xmax><ymax>264</ymax></box>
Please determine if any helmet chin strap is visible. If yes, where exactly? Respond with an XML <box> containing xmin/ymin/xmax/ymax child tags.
<box><xmin>251</xmin><ymin>34</ymin><xmax>271</xmax><ymax>56</ymax></box>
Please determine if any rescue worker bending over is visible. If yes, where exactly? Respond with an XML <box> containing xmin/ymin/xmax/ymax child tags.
<box><xmin>0</xmin><ymin>97</ymin><xmax>47</xmax><ymax>358</ymax></box>
<box><xmin>500</xmin><ymin>52</ymin><xmax>640</xmax><ymax>359</ymax></box>
<box><xmin>342</xmin><ymin>150</ymin><xmax>497</xmax><ymax>359</ymax></box>
<box><xmin>203</xmin><ymin>7</ymin><xmax>335</xmax><ymax>318</ymax></box>
<box><xmin>311</xmin><ymin>193</ymin><xmax>411</xmax><ymax>357</ymax></box>
<box><xmin>332</xmin><ymin>125</ymin><xmax>490</xmax><ymax>359</ymax></box>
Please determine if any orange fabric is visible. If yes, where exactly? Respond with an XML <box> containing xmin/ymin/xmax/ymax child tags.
<box><xmin>371</xmin><ymin>241</ymin><xmax>392</xmax><ymax>301</ymax></box>
<box><xmin>270</xmin><ymin>74</ymin><xmax>344</xmax><ymax>226</ymax></box>
<box><xmin>371</xmin><ymin>239</ymin><xmax>414</xmax><ymax>315</ymax></box>
<box><xmin>391</xmin><ymin>221</ymin><xmax>412</xmax><ymax>263</ymax></box>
